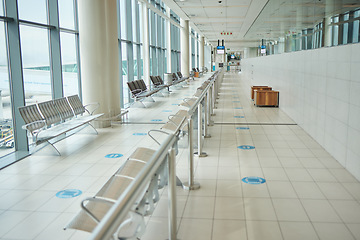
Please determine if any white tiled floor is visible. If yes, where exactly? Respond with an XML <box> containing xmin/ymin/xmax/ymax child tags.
<box><xmin>0</xmin><ymin>72</ymin><xmax>360</xmax><ymax>239</ymax></box>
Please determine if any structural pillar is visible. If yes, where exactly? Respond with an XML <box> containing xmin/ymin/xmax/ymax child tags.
<box><xmin>166</xmin><ymin>6</ymin><xmax>172</xmax><ymax>73</ymax></box>
<box><xmin>77</xmin><ymin>0</ymin><xmax>121</xmax><ymax>128</ymax></box>
<box><xmin>199</xmin><ymin>36</ymin><xmax>205</xmax><ymax>71</ymax></box>
<box><xmin>180</xmin><ymin>19</ymin><xmax>190</xmax><ymax>78</ymax></box>
<box><xmin>142</xmin><ymin>3</ymin><xmax>150</xmax><ymax>86</ymax></box>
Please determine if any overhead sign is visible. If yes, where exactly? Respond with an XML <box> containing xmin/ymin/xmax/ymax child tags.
<box><xmin>217</xmin><ymin>46</ymin><xmax>225</xmax><ymax>50</ymax></box>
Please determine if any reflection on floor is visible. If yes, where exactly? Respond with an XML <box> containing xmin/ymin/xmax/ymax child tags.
<box><xmin>0</xmin><ymin>72</ymin><xmax>360</xmax><ymax>240</ymax></box>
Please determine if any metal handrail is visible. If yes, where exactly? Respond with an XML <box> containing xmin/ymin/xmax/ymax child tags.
<box><xmin>187</xmin><ymin>71</ymin><xmax>220</xmax><ymax>115</ymax></box>
<box><xmin>89</xmin><ymin>117</ymin><xmax>186</xmax><ymax>240</ymax></box>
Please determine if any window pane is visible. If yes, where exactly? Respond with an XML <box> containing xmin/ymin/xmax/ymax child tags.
<box><xmin>121</xmin><ymin>42</ymin><xmax>129</xmax><ymax>105</ymax></box>
<box><xmin>20</xmin><ymin>25</ymin><xmax>51</xmax><ymax>104</ymax></box>
<box><xmin>18</xmin><ymin>0</ymin><xmax>48</xmax><ymax>24</ymax></box>
<box><xmin>60</xmin><ymin>32</ymin><xmax>79</xmax><ymax>96</ymax></box>
<box><xmin>0</xmin><ymin>22</ymin><xmax>15</xmax><ymax>154</ymax></box>
<box><xmin>0</xmin><ymin>1</ymin><xmax>4</xmax><ymax>16</ymax></box>
<box><xmin>58</xmin><ymin>0</ymin><xmax>75</xmax><ymax>30</ymax></box>
<box><xmin>120</xmin><ymin>0</ymin><xmax>127</xmax><ymax>39</ymax></box>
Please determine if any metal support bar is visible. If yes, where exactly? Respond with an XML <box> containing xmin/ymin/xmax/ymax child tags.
<box><xmin>168</xmin><ymin>147</ymin><xmax>177</xmax><ymax>240</ymax></box>
<box><xmin>204</xmin><ymin>93</ymin><xmax>211</xmax><ymax>138</ymax></box>
<box><xmin>195</xmin><ymin>102</ymin><xmax>207</xmax><ymax>157</ymax></box>
<box><xmin>183</xmin><ymin>117</ymin><xmax>200</xmax><ymax>191</ymax></box>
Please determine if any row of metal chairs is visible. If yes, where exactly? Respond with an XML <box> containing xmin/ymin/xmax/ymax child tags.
<box><xmin>18</xmin><ymin>95</ymin><xmax>103</xmax><ymax>154</ymax></box>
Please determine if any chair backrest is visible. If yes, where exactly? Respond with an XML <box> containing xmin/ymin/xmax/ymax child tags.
<box><xmin>177</xmin><ymin>72</ymin><xmax>183</xmax><ymax>78</ymax></box>
<box><xmin>18</xmin><ymin>104</ymin><xmax>46</xmax><ymax>132</ymax></box>
<box><xmin>172</xmin><ymin>73</ymin><xmax>178</xmax><ymax>80</ymax></box>
<box><xmin>38</xmin><ymin>100</ymin><xmax>62</xmax><ymax>126</ymax></box>
<box><xmin>67</xmin><ymin>95</ymin><xmax>86</xmax><ymax>116</ymax></box>
<box><xmin>132</xmin><ymin>80</ymin><xmax>142</xmax><ymax>92</ymax></box>
<box><xmin>137</xmin><ymin>80</ymin><xmax>147</xmax><ymax>91</ymax></box>
<box><xmin>53</xmin><ymin>97</ymin><xmax>74</xmax><ymax>121</ymax></box>
<box><xmin>156</xmin><ymin>76</ymin><xmax>163</xmax><ymax>85</ymax></box>
<box><xmin>196</xmin><ymin>67</ymin><xmax>200</xmax><ymax>72</ymax></box>
<box><xmin>127</xmin><ymin>81</ymin><xmax>140</xmax><ymax>96</ymax></box>
<box><xmin>150</xmin><ymin>76</ymin><xmax>159</xmax><ymax>86</ymax></box>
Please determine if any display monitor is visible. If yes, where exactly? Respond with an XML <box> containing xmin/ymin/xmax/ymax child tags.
<box><xmin>217</xmin><ymin>49</ymin><xmax>225</xmax><ymax>54</ymax></box>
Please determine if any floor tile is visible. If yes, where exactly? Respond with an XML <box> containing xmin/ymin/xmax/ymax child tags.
<box><xmin>330</xmin><ymin>200</ymin><xmax>360</xmax><ymax>223</ymax></box>
<box><xmin>272</xmin><ymin>198</ymin><xmax>309</xmax><ymax>221</ymax></box>
<box><xmin>301</xmin><ymin>199</ymin><xmax>342</xmax><ymax>223</ymax></box>
<box><xmin>313</xmin><ymin>222</ymin><xmax>355</xmax><ymax>240</ymax></box>
<box><xmin>214</xmin><ymin>197</ymin><xmax>245</xmax><ymax>220</ymax></box>
<box><xmin>292</xmin><ymin>182</ymin><xmax>326</xmax><ymax>199</ymax></box>
<box><xmin>246</xmin><ymin>221</ymin><xmax>283</xmax><ymax>240</ymax></box>
<box><xmin>212</xmin><ymin>220</ymin><xmax>247</xmax><ymax>240</ymax></box>
<box><xmin>279</xmin><ymin>222</ymin><xmax>319</xmax><ymax>240</ymax></box>
<box><xmin>177</xmin><ymin>218</ymin><xmax>212</xmax><ymax>240</ymax></box>
<box><xmin>244</xmin><ymin>198</ymin><xmax>277</xmax><ymax>221</ymax></box>
<box><xmin>182</xmin><ymin>196</ymin><xmax>215</xmax><ymax>219</ymax></box>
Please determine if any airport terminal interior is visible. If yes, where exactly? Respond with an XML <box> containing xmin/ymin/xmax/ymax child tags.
<box><xmin>1</xmin><ymin>0</ymin><xmax>360</xmax><ymax>239</ymax></box>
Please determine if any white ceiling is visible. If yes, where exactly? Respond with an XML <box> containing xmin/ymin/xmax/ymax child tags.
<box><xmin>163</xmin><ymin>0</ymin><xmax>360</xmax><ymax>51</ymax></box>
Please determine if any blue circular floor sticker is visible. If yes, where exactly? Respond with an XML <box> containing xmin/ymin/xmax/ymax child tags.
<box><xmin>234</xmin><ymin>107</ymin><xmax>243</xmax><ymax>109</ymax></box>
<box><xmin>234</xmin><ymin>116</ymin><xmax>245</xmax><ymax>118</ymax></box>
<box><xmin>236</xmin><ymin>127</ymin><xmax>250</xmax><ymax>130</ymax></box>
<box><xmin>151</xmin><ymin>119</ymin><xmax>163</xmax><ymax>122</ymax></box>
<box><xmin>56</xmin><ymin>189</ymin><xmax>82</xmax><ymax>198</ymax></box>
<box><xmin>242</xmin><ymin>177</ymin><xmax>266</xmax><ymax>185</ymax></box>
<box><xmin>162</xmin><ymin>110</ymin><xmax>172</xmax><ymax>112</ymax></box>
<box><xmin>133</xmin><ymin>133</ymin><xmax>147</xmax><ymax>136</ymax></box>
<box><xmin>238</xmin><ymin>145</ymin><xmax>255</xmax><ymax>150</ymax></box>
<box><xmin>172</xmin><ymin>103</ymin><xmax>179</xmax><ymax>106</ymax></box>
<box><xmin>105</xmin><ymin>153</ymin><xmax>123</xmax><ymax>158</ymax></box>
<box><xmin>233</xmin><ymin>101</ymin><xmax>240</xmax><ymax>103</ymax></box>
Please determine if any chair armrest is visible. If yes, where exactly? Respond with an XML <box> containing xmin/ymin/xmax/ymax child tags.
<box><xmin>22</xmin><ymin>120</ymin><xmax>47</xmax><ymax>132</ymax></box>
<box><xmin>84</xmin><ymin>102</ymin><xmax>100</xmax><ymax>115</ymax></box>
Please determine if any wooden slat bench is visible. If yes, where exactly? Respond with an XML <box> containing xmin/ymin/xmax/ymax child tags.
<box><xmin>19</xmin><ymin>95</ymin><xmax>103</xmax><ymax>155</ymax></box>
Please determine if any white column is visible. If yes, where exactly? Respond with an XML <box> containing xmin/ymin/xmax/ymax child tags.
<box><xmin>166</xmin><ymin>6</ymin><xmax>172</xmax><ymax>73</ymax></box>
<box><xmin>199</xmin><ymin>36</ymin><xmax>204</xmax><ymax>71</ymax></box>
<box><xmin>78</xmin><ymin>0</ymin><xmax>120</xmax><ymax>128</ymax></box>
<box><xmin>180</xmin><ymin>19</ymin><xmax>190</xmax><ymax>78</ymax></box>
<box><xmin>142</xmin><ymin>3</ymin><xmax>150</xmax><ymax>85</ymax></box>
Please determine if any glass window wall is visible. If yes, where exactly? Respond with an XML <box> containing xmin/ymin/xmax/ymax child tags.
<box><xmin>0</xmin><ymin>22</ymin><xmax>15</xmax><ymax>154</ymax></box>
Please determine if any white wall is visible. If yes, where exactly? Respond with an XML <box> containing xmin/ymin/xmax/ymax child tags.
<box><xmin>242</xmin><ymin>43</ymin><xmax>360</xmax><ymax>180</ymax></box>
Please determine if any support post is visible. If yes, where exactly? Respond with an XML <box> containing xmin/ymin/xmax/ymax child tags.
<box><xmin>182</xmin><ymin>117</ymin><xmax>200</xmax><ymax>191</ymax></box>
<box><xmin>168</xmin><ymin>147</ymin><xmax>177</xmax><ymax>240</ymax></box>
<box><xmin>195</xmin><ymin>102</ymin><xmax>207</xmax><ymax>157</ymax></box>
<box><xmin>204</xmin><ymin>93</ymin><xmax>211</xmax><ymax>138</ymax></box>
